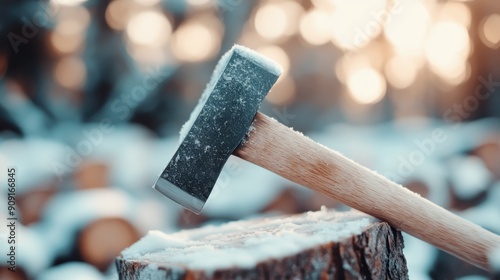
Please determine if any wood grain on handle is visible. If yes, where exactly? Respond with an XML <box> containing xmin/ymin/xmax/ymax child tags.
<box><xmin>234</xmin><ymin>112</ymin><xmax>500</xmax><ymax>271</ymax></box>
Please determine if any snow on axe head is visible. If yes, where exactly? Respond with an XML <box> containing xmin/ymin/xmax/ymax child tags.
<box><xmin>154</xmin><ymin>45</ymin><xmax>282</xmax><ymax>213</ymax></box>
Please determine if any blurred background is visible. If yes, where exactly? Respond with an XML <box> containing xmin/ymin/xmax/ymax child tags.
<box><xmin>0</xmin><ymin>0</ymin><xmax>499</xmax><ymax>279</ymax></box>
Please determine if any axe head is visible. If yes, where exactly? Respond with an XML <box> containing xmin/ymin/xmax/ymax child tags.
<box><xmin>154</xmin><ymin>45</ymin><xmax>282</xmax><ymax>213</ymax></box>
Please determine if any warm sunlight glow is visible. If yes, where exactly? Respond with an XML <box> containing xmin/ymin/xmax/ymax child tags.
<box><xmin>434</xmin><ymin>60</ymin><xmax>470</xmax><ymax>85</ymax></box>
<box><xmin>300</xmin><ymin>9</ymin><xmax>332</xmax><ymax>45</ymax></box>
<box><xmin>480</xmin><ymin>14</ymin><xmax>500</xmax><ymax>49</ymax></box>
<box><xmin>54</xmin><ymin>56</ymin><xmax>86</xmax><ymax>89</ymax></box>
<box><xmin>330</xmin><ymin>0</ymin><xmax>387</xmax><ymax>50</ymax></box>
<box><xmin>52</xmin><ymin>0</ymin><xmax>87</xmax><ymax>6</ymax></box>
<box><xmin>311</xmin><ymin>0</ymin><xmax>336</xmax><ymax>11</ymax></box>
<box><xmin>172</xmin><ymin>19</ymin><xmax>221</xmax><ymax>62</ymax></box>
<box><xmin>439</xmin><ymin>2</ymin><xmax>471</xmax><ymax>28</ymax></box>
<box><xmin>425</xmin><ymin>21</ymin><xmax>470</xmax><ymax>83</ymax></box>
<box><xmin>126</xmin><ymin>45</ymin><xmax>170</xmax><ymax>65</ymax></box>
<box><xmin>126</xmin><ymin>11</ymin><xmax>171</xmax><ymax>47</ymax></box>
<box><xmin>347</xmin><ymin>67</ymin><xmax>386</xmax><ymax>104</ymax></box>
<box><xmin>106</xmin><ymin>0</ymin><xmax>132</xmax><ymax>30</ymax></box>
<box><xmin>254</xmin><ymin>4</ymin><xmax>288</xmax><ymax>40</ymax></box>
<box><xmin>280</xmin><ymin>1</ymin><xmax>304</xmax><ymax>36</ymax></box>
<box><xmin>384</xmin><ymin>56</ymin><xmax>418</xmax><ymax>89</ymax></box>
<box><xmin>134</xmin><ymin>0</ymin><xmax>161</xmax><ymax>6</ymax></box>
<box><xmin>266</xmin><ymin>75</ymin><xmax>296</xmax><ymax>106</ymax></box>
<box><xmin>384</xmin><ymin>0</ymin><xmax>430</xmax><ymax>56</ymax></box>
<box><xmin>187</xmin><ymin>0</ymin><xmax>212</xmax><ymax>6</ymax></box>
<box><xmin>56</xmin><ymin>6</ymin><xmax>90</xmax><ymax>36</ymax></box>
<box><xmin>256</xmin><ymin>45</ymin><xmax>290</xmax><ymax>75</ymax></box>
<box><xmin>51</xmin><ymin>32</ymin><xmax>84</xmax><ymax>54</ymax></box>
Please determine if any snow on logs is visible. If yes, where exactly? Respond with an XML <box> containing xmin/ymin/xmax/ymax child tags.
<box><xmin>117</xmin><ymin>209</ymin><xmax>408</xmax><ymax>279</ymax></box>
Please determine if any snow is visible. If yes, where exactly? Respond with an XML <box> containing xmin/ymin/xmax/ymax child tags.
<box><xmin>233</xmin><ymin>45</ymin><xmax>283</xmax><ymax>76</ymax></box>
<box><xmin>403</xmin><ymin>233</ymin><xmax>436</xmax><ymax>280</ymax></box>
<box><xmin>179</xmin><ymin>45</ymin><xmax>282</xmax><ymax>143</ymax></box>
<box><xmin>121</xmin><ymin>230</ymin><xmax>188</xmax><ymax>258</ymax></box>
<box><xmin>86</xmin><ymin>124</ymin><xmax>155</xmax><ymax>191</ymax></box>
<box><xmin>403</xmin><ymin>160</ymin><xmax>449</xmax><ymax>206</ymax></box>
<box><xmin>36</xmin><ymin>262</ymin><xmax>105</xmax><ymax>280</ymax></box>
<box><xmin>448</xmin><ymin>156</ymin><xmax>492</xmax><ymax>200</ymax></box>
<box><xmin>460</xmin><ymin>183</ymin><xmax>500</xmax><ymax>233</ymax></box>
<box><xmin>39</xmin><ymin>189</ymin><xmax>137</xmax><ymax>256</ymax></box>
<box><xmin>201</xmin><ymin>156</ymin><xmax>288</xmax><ymax>218</ymax></box>
<box><xmin>0</xmin><ymin>138</ymin><xmax>68</xmax><ymax>193</ymax></box>
<box><xmin>121</xmin><ymin>209</ymin><xmax>375</xmax><ymax>273</ymax></box>
<box><xmin>0</xmin><ymin>218</ymin><xmax>53</xmax><ymax>277</ymax></box>
<box><xmin>488</xmin><ymin>241</ymin><xmax>500</xmax><ymax>272</ymax></box>
<box><xmin>456</xmin><ymin>276</ymin><xmax>489</xmax><ymax>280</ymax></box>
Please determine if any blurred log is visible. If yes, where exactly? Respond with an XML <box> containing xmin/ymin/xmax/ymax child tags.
<box><xmin>403</xmin><ymin>180</ymin><xmax>430</xmax><ymax>199</ymax></box>
<box><xmin>448</xmin><ymin>187</ymin><xmax>488</xmax><ymax>211</ymax></box>
<box><xmin>259</xmin><ymin>188</ymin><xmax>304</xmax><ymax>214</ymax></box>
<box><xmin>37</xmin><ymin>262</ymin><xmax>104</xmax><ymax>280</ymax></box>
<box><xmin>0</xmin><ymin>267</ymin><xmax>28</xmax><ymax>280</ymax></box>
<box><xmin>430</xmin><ymin>249</ymin><xmax>490</xmax><ymax>280</ymax></box>
<box><xmin>73</xmin><ymin>160</ymin><xmax>110</xmax><ymax>189</ymax></box>
<box><xmin>306</xmin><ymin>191</ymin><xmax>345</xmax><ymax>211</ymax></box>
<box><xmin>117</xmin><ymin>210</ymin><xmax>408</xmax><ymax>279</ymax></box>
<box><xmin>78</xmin><ymin>217</ymin><xmax>140</xmax><ymax>271</ymax></box>
<box><xmin>17</xmin><ymin>183</ymin><xmax>57</xmax><ymax>225</ymax></box>
<box><xmin>43</xmin><ymin>189</ymin><xmax>150</xmax><ymax>271</ymax></box>
<box><xmin>177</xmin><ymin>209</ymin><xmax>209</xmax><ymax>229</ymax></box>
<box><xmin>472</xmin><ymin>140</ymin><xmax>500</xmax><ymax>180</ymax></box>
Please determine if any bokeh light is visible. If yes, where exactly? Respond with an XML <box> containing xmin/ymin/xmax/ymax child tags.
<box><xmin>126</xmin><ymin>45</ymin><xmax>170</xmax><ymax>65</ymax></box>
<box><xmin>311</xmin><ymin>0</ymin><xmax>336</xmax><ymax>11</ymax></box>
<box><xmin>279</xmin><ymin>1</ymin><xmax>304</xmax><ymax>36</ymax></box>
<box><xmin>187</xmin><ymin>0</ymin><xmax>213</xmax><ymax>7</ymax></box>
<box><xmin>385</xmin><ymin>55</ymin><xmax>418</xmax><ymax>89</ymax></box>
<box><xmin>126</xmin><ymin>10</ymin><xmax>172</xmax><ymax>47</ymax></box>
<box><xmin>254</xmin><ymin>3</ymin><xmax>288</xmax><ymax>40</ymax></box>
<box><xmin>255</xmin><ymin>45</ymin><xmax>290</xmax><ymax>75</ymax></box>
<box><xmin>335</xmin><ymin>54</ymin><xmax>370</xmax><ymax>84</ymax></box>
<box><xmin>347</xmin><ymin>67</ymin><xmax>386</xmax><ymax>104</ymax></box>
<box><xmin>52</xmin><ymin>0</ymin><xmax>88</xmax><ymax>6</ymax></box>
<box><xmin>330</xmin><ymin>0</ymin><xmax>388</xmax><ymax>50</ymax></box>
<box><xmin>384</xmin><ymin>0</ymin><xmax>431</xmax><ymax>56</ymax></box>
<box><xmin>50</xmin><ymin>6</ymin><xmax>89</xmax><ymax>54</ymax></box>
<box><xmin>479</xmin><ymin>14</ymin><xmax>500</xmax><ymax>49</ymax></box>
<box><xmin>54</xmin><ymin>56</ymin><xmax>86</xmax><ymax>90</ymax></box>
<box><xmin>106</xmin><ymin>0</ymin><xmax>132</xmax><ymax>31</ymax></box>
<box><xmin>439</xmin><ymin>2</ymin><xmax>471</xmax><ymax>28</ymax></box>
<box><xmin>51</xmin><ymin>32</ymin><xmax>85</xmax><ymax>54</ymax></box>
<box><xmin>171</xmin><ymin>16</ymin><xmax>222</xmax><ymax>62</ymax></box>
<box><xmin>425</xmin><ymin>21</ymin><xmax>470</xmax><ymax>84</ymax></box>
<box><xmin>299</xmin><ymin>9</ymin><xmax>332</xmax><ymax>46</ymax></box>
<box><xmin>265</xmin><ymin>75</ymin><xmax>296</xmax><ymax>106</ymax></box>
<box><xmin>55</xmin><ymin>6</ymin><xmax>90</xmax><ymax>36</ymax></box>
<box><xmin>133</xmin><ymin>0</ymin><xmax>161</xmax><ymax>6</ymax></box>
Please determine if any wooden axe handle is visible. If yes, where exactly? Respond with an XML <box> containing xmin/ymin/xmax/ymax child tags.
<box><xmin>234</xmin><ymin>112</ymin><xmax>500</xmax><ymax>271</ymax></box>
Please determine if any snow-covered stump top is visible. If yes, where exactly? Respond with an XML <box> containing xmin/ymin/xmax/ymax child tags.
<box><xmin>116</xmin><ymin>209</ymin><xmax>409</xmax><ymax>279</ymax></box>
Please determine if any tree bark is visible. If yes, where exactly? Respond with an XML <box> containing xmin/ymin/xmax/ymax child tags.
<box><xmin>116</xmin><ymin>210</ymin><xmax>408</xmax><ymax>280</ymax></box>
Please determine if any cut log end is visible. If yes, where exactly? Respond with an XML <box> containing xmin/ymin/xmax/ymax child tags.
<box><xmin>79</xmin><ymin>217</ymin><xmax>140</xmax><ymax>271</ymax></box>
<box><xmin>116</xmin><ymin>209</ymin><xmax>408</xmax><ymax>279</ymax></box>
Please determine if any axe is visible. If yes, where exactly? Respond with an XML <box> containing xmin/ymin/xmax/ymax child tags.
<box><xmin>154</xmin><ymin>45</ymin><xmax>500</xmax><ymax>271</ymax></box>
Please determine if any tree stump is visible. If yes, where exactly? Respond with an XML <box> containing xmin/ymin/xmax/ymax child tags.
<box><xmin>116</xmin><ymin>209</ymin><xmax>408</xmax><ymax>279</ymax></box>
